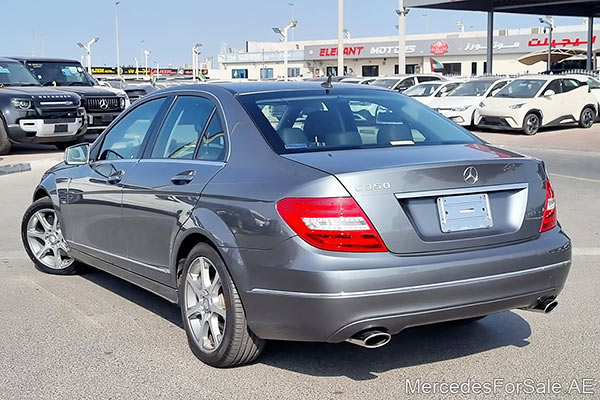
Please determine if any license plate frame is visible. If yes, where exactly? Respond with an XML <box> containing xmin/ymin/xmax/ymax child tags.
<box><xmin>437</xmin><ymin>193</ymin><xmax>493</xmax><ymax>233</ymax></box>
<box><xmin>54</xmin><ymin>124</ymin><xmax>68</xmax><ymax>133</ymax></box>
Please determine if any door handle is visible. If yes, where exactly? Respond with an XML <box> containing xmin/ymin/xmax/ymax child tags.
<box><xmin>171</xmin><ymin>170</ymin><xmax>195</xmax><ymax>185</ymax></box>
<box><xmin>107</xmin><ymin>170</ymin><xmax>125</xmax><ymax>184</ymax></box>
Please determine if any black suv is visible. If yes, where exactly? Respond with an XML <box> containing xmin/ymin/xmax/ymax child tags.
<box><xmin>0</xmin><ymin>57</ymin><xmax>86</xmax><ymax>154</ymax></box>
<box><xmin>12</xmin><ymin>57</ymin><xmax>129</xmax><ymax>134</ymax></box>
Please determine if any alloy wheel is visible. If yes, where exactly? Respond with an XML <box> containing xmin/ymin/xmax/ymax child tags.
<box><xmin>526</xmin><ymin>115</ymin><xmax>539</xmax><ymax>134</ymax></box>
<box><xmin>184</xmin><ymin>256</ymin><xmax>227</xmax><ymax>353</ymax></box>
<box><xmin>582</xmin><ymin>108</ymin><xmax>594</xmax><ymax>127</ymax></box>
<box><xmin>25</xmin><ymin>209</ymin><xmax>73</xmax><ymax>270</ymax></box>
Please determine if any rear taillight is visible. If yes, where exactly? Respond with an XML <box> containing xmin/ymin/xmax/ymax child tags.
<box><xmin>540</xmin><ymin>180</ymin><xmax>557</xmax><ymax>232</ymax></box>
<box><xmin>276</xmin><ymin>197</ymin><xmax>387</xmax><ymax>252</ymax></box>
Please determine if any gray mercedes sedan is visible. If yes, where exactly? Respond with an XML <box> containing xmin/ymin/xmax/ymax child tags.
<box><xmin>21</xmin><ymin>82</ymin><xmax>571</xmax><ymax>367</ymax></box>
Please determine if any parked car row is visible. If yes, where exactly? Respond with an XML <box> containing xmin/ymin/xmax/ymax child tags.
<box><xmin>0</xmin><ymin>57</ymin><xmax>130</xmax><ymax>154</ymax></box>
<box><xmin>339</xmin><ymin>73</ymin><xmax>600</xmax><ymax>135</ymax></box>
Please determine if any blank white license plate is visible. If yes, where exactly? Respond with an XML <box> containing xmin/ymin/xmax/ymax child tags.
<box><xmin>437</xmin><ymin>193</ymin><xmax>493</xmax><ymax>233</ymax></box>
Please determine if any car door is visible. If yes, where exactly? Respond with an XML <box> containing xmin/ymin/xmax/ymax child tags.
<box><xmin>63</xmin><ymin>97</ymin><xmax>168</xmax><ymax>265</ymax></box>
<box><xmin>561</xmin><ymin>78</ymin><xmax>587</xmax><ymax>118</ymax></box>
<box><xmin>538</xmin><ymin>79</ymin><xmax>563</xmax><ymax>124</ymax></box>
<box><xmin>119</xmin><ymin>94</ymin><xmax>228</xmax><ymax>284</ymax></box>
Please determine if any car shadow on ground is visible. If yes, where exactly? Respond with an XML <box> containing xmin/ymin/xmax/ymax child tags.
<box><xmin>79</xmin><ymin>266</ymin><xmax>532</xmax><ymax>380</ymax></box>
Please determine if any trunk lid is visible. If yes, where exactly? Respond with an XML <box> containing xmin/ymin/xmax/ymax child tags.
<box><xmin>283</xmin><ymin>144</ymin><xmax>546</xmax><ymax>254</ymax></box>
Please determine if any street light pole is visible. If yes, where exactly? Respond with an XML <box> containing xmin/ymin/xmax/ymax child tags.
<box><xmin>539</xmin><ymin>16</ymin><xmax>554</xmax><ymax>72</ymax></box>
<box><xmin>115</xmin><ymin>1</ymin><xmax>121</xmax><ymax>81</ymax></box>
<box><xmin>192</xmin><ymin>43</ymin><xmax>202</xmax><ymax>82</ymax></box>
<box><xmin>396</xmin><ymin>1</ymin><xmax>409</xmax><ymax>75</ymax></box>
<box><xmin>144</xmin><ymin>49</ymin><xmax>151</xmax><ymax>79</ymax></box>
<box><xmin>134</xmin><ymin>57</ymin><xmax>139</xmax><ymax>80</ymax></box>
<box><xmin>154</xmin><ymin>61</ymin><xmax>160</xmax><ymax>81</ymax></box>
<box><xmin>77</xmin><ymin>37</ymin><xmax>99</xmax><ymax>74</ymax></box>
<box><xmin>288</xmin><ymin>2</ymin><xmax>295</xmax><ymax>41</ymax></box>
<box><xmin>273</xmin><ymin>20</ymin><xmax>297</xmax><ymax>81</ymax></box>
<box><xmin>337</xmin><ymin>0</ymin><xmax>344</xmax><ymax>77</ymax></box>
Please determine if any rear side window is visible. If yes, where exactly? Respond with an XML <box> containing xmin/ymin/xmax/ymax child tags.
<box><xmin>238</xmin><ymin>89</ymin><xmax>480</xmax><ymax>154</ymax></box>
<box><xmin>196</xmin><ymin>114</ymin><xmax>227</xmax><ymax>161</ymax></box>
<box><xmin>150</xmin><ymin>96</ymin><xmax>214</xmax><ymax>159</ymax></box>
<box><xmin>562</xmin><ymin>79</ymin><xmax>582</xmax><ymax>92</ymax></box>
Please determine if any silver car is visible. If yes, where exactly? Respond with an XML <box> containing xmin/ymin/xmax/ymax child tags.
<box><xmin>21</xmin><ymin>82</ymin><xmax>571</xmax><ymax>367</ymax></box>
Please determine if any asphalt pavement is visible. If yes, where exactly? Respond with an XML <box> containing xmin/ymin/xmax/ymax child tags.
<box><xmin>0</xmin><ymin>127</ymin><xmax>598</xmax><ymax>399</ymax></box>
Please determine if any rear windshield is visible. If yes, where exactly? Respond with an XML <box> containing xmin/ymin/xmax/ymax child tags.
<box><xmin>25</xmin><ymin>62</ymin><xmax>93</xmax><ymax>86</ymax></box>
<box><xmin>238</xmin><ymin>88</ymin><xmax>480</xmax><ymax>154</ymax></box>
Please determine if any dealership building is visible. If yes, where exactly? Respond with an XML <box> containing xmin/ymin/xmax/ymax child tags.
<box><xmin>216</xmin><ymin>23</ymin><xmax>599</xmax><ymax>79</ymax></box>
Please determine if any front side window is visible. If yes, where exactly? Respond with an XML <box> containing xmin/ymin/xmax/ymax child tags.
<box><xmin>98</xmin><ymin>98</ymin><xmax>166</xmax><ymax>160</ymax></box>
<box><xmin>587</xmin><ymin>78</ymin><xmax>600</xmax><ymax>89</ymax></box>
<box><xmin>150</xmin><ymin>96</ymin><xmax>214</xmax><ymax>159</ymax></box>
<box><xmin>25</xmin><ymin>62</ymin><xmax>93</xmax><ymax>86</ymax></box>
<box><xmin>496</xmin><ymin>79</ymin><xmax>545</xmax><ymax>98</ymax></box>
<box><xmin>544</xmin><ymin>80</ymin><xmax>562</xmax><ymax>95</ymax></box>
<box><xmin>437</xmin><ymin>82</ymin><xmax>460</xmax><ymax>97</ymax></box>
<box><xmin>238</xmin><ymin>89</ymin><xmax>480</xmax><ymax>155</ymax></box>
<box><xmin>396</xmin><ymin>78</ymin><xmax>415</xmax><ymax>91</ymax></box>
<box><xmin>0</xmin><ymin>61</ymin><xmax>40</xmax><ymax>86</ymax></box>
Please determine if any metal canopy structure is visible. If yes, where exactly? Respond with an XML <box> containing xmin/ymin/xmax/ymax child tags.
<box><xmin>405</xmin><ymin>0</ymin><xmax>598</xmax><ymax>73</ymax></box>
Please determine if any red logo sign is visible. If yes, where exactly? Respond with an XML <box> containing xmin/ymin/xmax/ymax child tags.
<box><xmin>430</xmin><ymin>40</ymin><xmax>449</xmax><ymax>55</ymax></box>
<box><xmin>318</xmin><ymin>46</ymin><xmax>365</xmax><ymax>57</ymax></box>
<box><xmin>528</xmin><ymin>36</ymin><xmax>596</xmax><ymax>48</ymax></box>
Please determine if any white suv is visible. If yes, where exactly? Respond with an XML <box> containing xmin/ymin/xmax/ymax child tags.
<box><xmin>475</xmin><ymin>76</ymin><xmax>597</xmax><ymax>135</ymax></box>
<box><xmin>428</xmin><ymin>77</ymin><xmax>510</xmax><ymax>127</ymax></box>
<box><xmin>370</xmin><ymin>74</ymin><xmax>445</xmax><ymax>92</ymax></box>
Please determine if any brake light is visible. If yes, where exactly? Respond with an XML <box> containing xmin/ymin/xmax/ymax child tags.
<box><xmin>540</xmin><ymin>180</ymin><xmax>557</xmax><ymax>232</ymax></box>
<box><xmin>276</xmin><ymin>197</ymin><xmax>387</xmax><ymax>252</ymax></box>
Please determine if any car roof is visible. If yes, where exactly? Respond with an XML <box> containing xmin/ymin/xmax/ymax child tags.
<box><xmin>208</xmin><ymin>81</ymin><xmax>389</xmax><ymax>95</ymax></box>
<box><xmin>9</xmin><ymin>56</ymin><xmax>81</xmax><ymax>64</ymax></box>
<box><xmin>148</xmin><ymin>81</ymin><xmax>390</xmax><ymax>98</ymax></box>
<box><xmin>0</xmin><ymin>57</ymin><xmax>23</xmax><ymax>63</ymax></box>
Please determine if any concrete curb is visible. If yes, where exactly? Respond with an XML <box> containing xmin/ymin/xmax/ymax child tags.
<box><xmin>0</xmin><ymin>163</ymin><xmax>32</xmax><ymax>176</ymax></box>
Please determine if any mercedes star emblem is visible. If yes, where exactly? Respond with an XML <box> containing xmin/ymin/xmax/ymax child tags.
<box><xmin>99</xmin><ymin>99</ymin><xmax>108</xmax><ymax>110</ymax></box>
<box><xmin>463</xmin><ymin>166</ymin><xmax>479</xmax><ymax>184</ymax></box>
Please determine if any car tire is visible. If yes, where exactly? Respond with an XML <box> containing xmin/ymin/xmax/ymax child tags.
<box><xmin>522</xmin><ymin>112</ymin><xmax>540</xmax><ymax>135</ymax></box>
<box><xmin>21</xmin><ymin>197</ymin><xmax>79</xmax><ymax>275</ymax></box>
<box><xmin>578</xmin><ymin>106</ymin><xmax>595</xmax><ymax>129</ymax></box>
<box><xmin>0</xmin><ymin>120</ymin><xmax>12</xmax><ymax>155</ymax></box>
<box><xmin>179</xmin><ymin>243</ymin><xmax>265</xmax><ymax>367</ymax></box>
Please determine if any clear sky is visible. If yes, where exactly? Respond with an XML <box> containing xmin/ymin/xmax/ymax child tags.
<box><xmin>0</xmin><ymin>1</ymin><xmax>586</xmax><ymax>68</ymax></box>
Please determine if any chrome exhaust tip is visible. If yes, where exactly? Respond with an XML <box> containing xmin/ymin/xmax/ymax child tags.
<box><xmin>345</xmin><ymin>330</ymin><xmax>391</xmax><ymax>349</ymax></box>
<box><xmin>523</xmin><ymin>297</ymin><xmax>558</xmax><ymax>314</ymax></box>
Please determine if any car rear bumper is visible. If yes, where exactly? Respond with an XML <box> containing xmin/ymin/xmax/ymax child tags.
<box><xmin>235</xmin><ymin>226</ymin><xmax>571</xmax><ymax>342</ymax></box>
<box><xmin>7</xmin><ymin>118</ymin><xmax>86</xmax><ymax>144</ymax></box>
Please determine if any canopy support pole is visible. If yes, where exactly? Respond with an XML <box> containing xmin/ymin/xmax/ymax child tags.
<box><xmin>486</xmin><ymin>11</ymin><xmax>494</xmax><ymax>74</ymax></box>
<box><xmin>587</xmin><ymin>16</ymin><xmax>594</xmax><ymax>71</ymax></box>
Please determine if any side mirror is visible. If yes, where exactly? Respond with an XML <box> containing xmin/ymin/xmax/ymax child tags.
<box><xmin>64</xmin><ymin>143</ymin><xmax>90</xmax><ymax>165</ymax></box>
<box><xmin>543</xmin><ymin>89</ymin><xmax>556</xmax><ymax>97</ymax></box>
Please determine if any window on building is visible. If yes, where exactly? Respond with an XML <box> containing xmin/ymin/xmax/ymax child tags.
<box><xmin>326</xmin><ymin>66</ymin><xmax>348</xmax><ymax>76</ymax></box>
<box><xmin>260</xmin><ymin>68</ymin><xmax>273</xmax><ymax>79</ymax></box>
<box><xmin>394</xmin><ymin>64</ymin><xmax>416</xmax><ymax>74</ymax></box>
<box><xmin>288</xmin><ymin>67</ymin><xmax>300</xmax><ymax>78</ymax></box>
<box><xmin>471</xmin><ymin>62</ymin><xmax>477</xmax><ymax>76</ymax></box>
<box><xmin>483</xmin><ymin>62</ymin><xmax>488</xmax><ymax>74</ymax></box>
<box><xmin>231</xmin><ymin>69</ymin><xmax>248</xmax><ymax>79</ymax></box>
<box><xmin>362</xmin><ymin>65</ymin><xmax>379</xmax><ymax>77</ymax></box>
<box><xmin>443</xmin><ymin>63</ymin><xmax>462</xmax><ymax>76</ymax></box>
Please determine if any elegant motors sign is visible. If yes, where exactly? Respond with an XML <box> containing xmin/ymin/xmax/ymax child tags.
<box><xmin>303</xmin><ymin>30</ymin><xmax>600</xmax><ymax>60</ymax></box>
